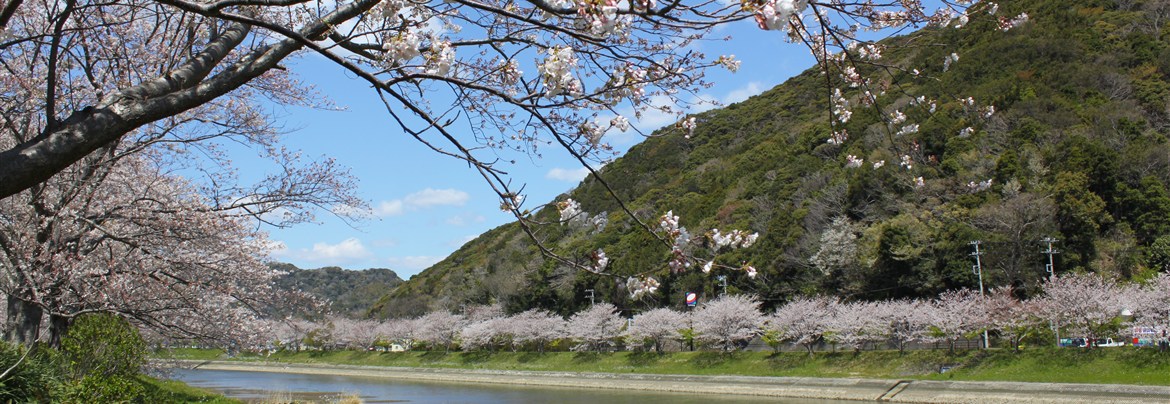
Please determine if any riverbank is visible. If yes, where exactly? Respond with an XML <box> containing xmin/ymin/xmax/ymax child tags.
<box><xmin>170</xmin><ymin>360</ymin><xmax>1170</xmax><ymax>403</ymax></box>
<box><xmin>162</xmin><ymin>348</ymin><xmax>1170</xmax><ymax>385</ymax></box>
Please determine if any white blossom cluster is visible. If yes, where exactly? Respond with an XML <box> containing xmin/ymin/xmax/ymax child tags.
<box><xmin>591</xmin><ymin>248</ymin><xmax>609</xmax><ymax>272</ymax></box>
<box><xmin>716</xmin><ymin>55</ymin><xmax>742</xmax><ymax>73</ymax></box>
<box><xmin>832</xmin><ymin>89</ymin><xmax>851</xmax><ymax>124</ymax></box>
<box><xmin>872</xmin><ymin>160</ymin><xmax>885</xmax><ymax>169</ymax></box>
<box><xmin>425</xmin><ymin>41</ymin><xmax>455</xmax><ymax>76</ymax></box>
<box><xmin>627</xmin><ymin>276</ymin><xmax>661</xmax><ymax>300</ymax></box>
<box><xmin>943</xmin><ymin>52</ymin><xmax>960</xmax><ymax>72</ymax></box>
<box><xmin>605</xmin><ymin>64</ymin><xmax>648</xmax><ymax>104</ymax></box>
<box><xmin>680</xmin><ymin>117</ymin><xmax>697</xmax><ymax>139</ymax></box>
<box><xmin>998</xmin><ymin>13</ymin><xmax>1030</xmax><ymax>31</ymax></box>
<box><xmin>845</xmin><ymin>154</ymin><xmax>864</xmax><ymax>168</ymax></box>
<box><xmin>968</xmin><ymin>178</ymin><xmax>994</xmax><ymax>192</ymax></box>
<box><xmin>900</xmin><ymin>155</ymin><xmax>913</xmax><ymax>170</ymax></box>
<box><xmin>538</xmin><ymin>46</ymin><xmax>583</xmax><ymax>97</ymax></box>
<box><xmin>660</xmin><ymin>210</ymin><xmax>692</xmax><ymax>272</ymax></box>
<box><xmin>382</xmin><ymin>31</ymin><xmax>422</xmax><ymax>66</ymax></box>
<box><xmin>827</xmin><ymin>130</ymin><xmax>848</xmax><ymax>145</ymax></box>
<box><xmin>895</xmin><ymin>124</ymin><xmax>919</xmax><ymax>136</ymax></box>
<box><xmin>889</xmin><ymin>110</ymin><xmax>907</xmax><ymax>125</ymax></box>
<box><xmin>710</xmin><ymin>229</ymin><xmax>759</xmax><ymax>250</ymax></box>
<box><xmin>914</xmin><ymin>176</ymin><xmax>925</xmax><ymax>188</ymax></box>
<box><xmin>754</xmin><ymin>0</ymin><xmax>808</xmax><ymax>31</ymax></box>
<box><xmin>557</xmin><ymin>198</ymin><xmax>582</xmax><ymax>223</ymax></box>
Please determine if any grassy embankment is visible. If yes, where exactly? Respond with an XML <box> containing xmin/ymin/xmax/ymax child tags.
<box><xmin>136</xmin><ymin>375</ymin><xmax>242</xmax><ymax>403</ymax></box>
<box><xmin>161</xmin><ymin>347</ymin><xmax>1170</xmax><ymax>386</ymax></box>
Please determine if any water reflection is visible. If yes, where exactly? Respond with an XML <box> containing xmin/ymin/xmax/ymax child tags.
<box><xmin>172</xmin><ymin>368</ymin><xmax>846</xmax><ymax>403</ymax></box>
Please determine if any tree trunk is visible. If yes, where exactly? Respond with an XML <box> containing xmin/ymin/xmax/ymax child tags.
<box><xmin>4</xmin><ymin>296</ymin><xmax>43</xmax><ymax>345</ymax></box>
<box><xmin>47</xmin><ymin>313</ymin><xmax>70</xmax><ymax>348</ymax></box>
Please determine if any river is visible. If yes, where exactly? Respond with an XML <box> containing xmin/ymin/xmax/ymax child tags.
<box><xmin>172</xmin><ymin>368</ymin><xmax>851</xmax><ymax>403</ymax></box>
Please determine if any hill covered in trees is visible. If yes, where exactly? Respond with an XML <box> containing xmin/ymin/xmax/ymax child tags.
<box><xmin>271</xmin><ymin>263</ymin><xmax>403</xmax><ymax>317</ymax></box>
<box><xmin>371</xmin><ymin>0</ymin><xmax>1170</xmax><ymax>318</ymax></box>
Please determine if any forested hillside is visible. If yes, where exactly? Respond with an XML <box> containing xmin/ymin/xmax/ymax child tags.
<box><xmin>271</xmin><ymin>263</ymin><xmax>403</xmax><ymax>317</ymax></box>
<box><xmin>372</xmin><ymin>0</ymin><xmax>1170</xmax><ymax>318</ymax></box>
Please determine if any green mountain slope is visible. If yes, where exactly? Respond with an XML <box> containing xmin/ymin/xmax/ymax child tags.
<box><xmin>271</xmin><ymin>263</ymin><xmax>404</xmax><ymax>317</ymax></box>
<box><xmin>371</xmin><ymin>0</ymin><xmax>1170</xmax><ymax>318</ymax></box>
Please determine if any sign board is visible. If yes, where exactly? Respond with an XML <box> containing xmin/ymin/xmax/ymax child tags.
<box><xmin>685</xmin><ymin>292</ymin><xmax>697</xmax><ymax>307</ymax></box>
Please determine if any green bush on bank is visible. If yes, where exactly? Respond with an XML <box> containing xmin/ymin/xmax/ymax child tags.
<box><xmin>0</xmin><ymin>313</ymin><xmax>235</xmax><ymax>403</ymax></box>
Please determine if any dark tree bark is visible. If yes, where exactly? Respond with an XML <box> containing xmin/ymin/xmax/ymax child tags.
<box><xmin>4</xmin><ymin>296</ymin><xmax>43</xmax><ymax>345</ymax></box>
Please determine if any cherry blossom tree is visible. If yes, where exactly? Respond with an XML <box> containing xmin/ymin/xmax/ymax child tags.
<box><xmin>566</xmin><ymin>303</ymin><xmax>624</xmax><ymax>351</ymax></box>
<box><xmin>375</xmin><ymin>317</ymin><xmax>416</xmax><ymax>350</ymax></box>
<box><xmin>509</xmin><ymin>309</ymin><xmax>565</xmax><ymax>352</ymax></box>
<box><xmin>0</xmin><ymin>151</ymin><xmax>323</xmax><ymax>347</ymax></box>
<box><xmin>412</xmin><ymin>311</ymin><xmax>466</xmax><ymax>352</ymax></box>
<box><xmin>876</xmin><ymin>299</ymin><xmax>930</xmax><ymax>354</ymax></box>
<box><xmin>1036</xmin><ymin>273</ymin><xmax>1126</xmax><ymax>347</ymax></box>
<box><xmin>767</xmin><ymin>296</ymin><xmax>835</xmax><ymax>355</ymax></box>
<box><xmin>1128</xmin><ymin>272</ymin><xmax>1170</xmax><ymax>334</ymax></box>
<box><xmin>264</xmin><ymin>318</ymin><xmax>316</xmax><ymax>352</ymax></box>
<box><xmin>624</xmin><ymin>307</ymin><xmax>687</xmax><ymax>352</ymax></box>
<box><xmin>925</xmin><ymin>289</ymin><xmax>987</xmax><ymax>352</ymax></box>
<box><xmin>691</xmin><ymin>295</ymin><xmax>763</xmax><ymax>351</ymax></box>
<box><xmin>332</xmin><ymin>317</ymin><xmax>380</xmax><ymax>350</ymax></box>
<box><xmin>825</xmin><ymin>301</ymin><xmax>885</xmax><ymax>353</ymax></box>
<box><xmin>985</xmin><ymin>286</ymin><xmax>1041</xmax><ymax>351</ymax></box>
<box><xmin>460</xmin><ymin>315</ymin><xmax>508</xmax><ymax>351</ymax></box>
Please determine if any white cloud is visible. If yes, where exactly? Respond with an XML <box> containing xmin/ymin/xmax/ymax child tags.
<box><xmin>631</xmin><ymin>95</ymin><xmax>684</xmax><ymax>132</ymax></box>
<box><xmin>308</xmin><ymin>238</ymin><xmax>372</xmax><ymax>262</ymax></box>
<box><xmin>405</xmin><ymin>188</ymin><xmax>469</xmax><ymax>207</ymax></box>
<box><xmin>373</xmin><ymin>188</ymin><xmax>470</xmax><ymax>217</ymax></box>
<box><xmin>546</xmin><ymin>167</ymin><xmax>591</xmax><ymax>182</ymax></box>
<box><xmin>724</xmin><ymin>81</ymin><xmax>765</xmax><ymax>105</ymax></box>
<box><xmin>445</xmin><ymin>213</ymin><xmax>485</xmax><ymax>226</ymax></box>
<box><xmin>273</xmin><ymin>237</ymin><xmax>374</xmax><ymax>265</ymax></box>
<box><xmin>374</xmin><ymin>200</ymin><xmax>405</xmax><ymax>216</ymax></box>
<box><xmin>388</xmin><ymin>255</ymin><xmax>444</xmax><ymax>272</ymax></box>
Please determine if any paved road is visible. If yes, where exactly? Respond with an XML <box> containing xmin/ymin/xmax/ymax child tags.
<box><xmin>167</xmin><ymin>360</ymin><xmax>1170</xmax><ymax>403</ymax></box>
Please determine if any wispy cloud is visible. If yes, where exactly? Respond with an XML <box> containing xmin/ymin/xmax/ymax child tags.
<box><xmin>405</xmin><ymin>188</ymin><xmax>469</xmax><ymax>207</ymax></box>
<box><xmin>388</xmin><ymin>255</ymin><xmax>444</xmax><ymax>273</ymax></box>
<box><xmin>723</xmin><ymin>81</ymin><xmax>765</xmax><ymax>105</ymax></box>
<box><xmin>546</xmin><ymin>167</ymin><xmax>592</xmax><ymax>182</ymax></box>
<box><xmin>272</xmin><ymin>237</ymin><xmax>374</xmax><ymax>265</ymax></box>
<box><xmin>445</xmin><ymin>213</ymin><xmax>486</xmax><ymax>226</ymax></box>
<box><xmin>374</xmin><ymin>188</ymin><xmax>470</xmax><ymax>217</ymax></box>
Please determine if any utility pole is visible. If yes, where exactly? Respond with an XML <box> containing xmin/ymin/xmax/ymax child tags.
<box><xmin>970</xmin><ymin>240</ymin><xmax>989</xmax><ymax>350</ymax></box>
<box><xmin>1041</xmin><ymin>237</ymin><xmax>1060</xmax><ymax>347</ymax></box>
<box><xmin>1041</xmin><ymin>237</ymin><xmax>1059</xmax><ymax>282</ymax></box>
<box><xmin>585</xmin><ymin>289</ymin><xmax>595</xmax><ymax>306</ymax></box>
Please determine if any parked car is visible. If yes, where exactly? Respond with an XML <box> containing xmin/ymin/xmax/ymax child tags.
<box><xmin>1095</xmin><ymin>338</ymin><xmax>1125</xmax><ymax>347</ymax></box>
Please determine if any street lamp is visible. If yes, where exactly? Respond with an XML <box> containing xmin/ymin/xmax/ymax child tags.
<box><xmin>716</xmin><ymin>275</ymin><xmax>727</xmax><ymax>297</ymax></box>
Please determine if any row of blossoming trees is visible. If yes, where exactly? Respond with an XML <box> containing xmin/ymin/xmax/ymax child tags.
<box><xmin>249</xmin><ymin>272</ymin><xmax>1169</xmax><ymax>354</ymax></box>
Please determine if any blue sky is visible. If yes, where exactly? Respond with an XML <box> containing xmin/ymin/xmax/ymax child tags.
<box><xmin>259</xmin><ymin>19</ymin><xmax>816</xmax><ymax>278</ymax></box>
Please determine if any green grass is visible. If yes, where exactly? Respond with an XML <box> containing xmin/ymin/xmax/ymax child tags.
<box><xmin>156</xmin><ymin>347</ymin><xmax>1170</xmax><ymax>386</ymax></box>
<box><xmin>136</xmin><ymin>375</ymin><xmax>243</xmax><ymax>403</ymax></box>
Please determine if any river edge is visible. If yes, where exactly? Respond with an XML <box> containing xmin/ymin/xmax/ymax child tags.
<box><xmin>164</xmin><ymin>360</ymin><xmax>1170</xmax><ymax>403</ymax></box>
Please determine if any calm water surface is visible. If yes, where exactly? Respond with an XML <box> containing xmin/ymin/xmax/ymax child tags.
<box><xmin>172</xmin><ymin>368</ymin><xmax>850</xmax><ymax>403</ymax></box>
